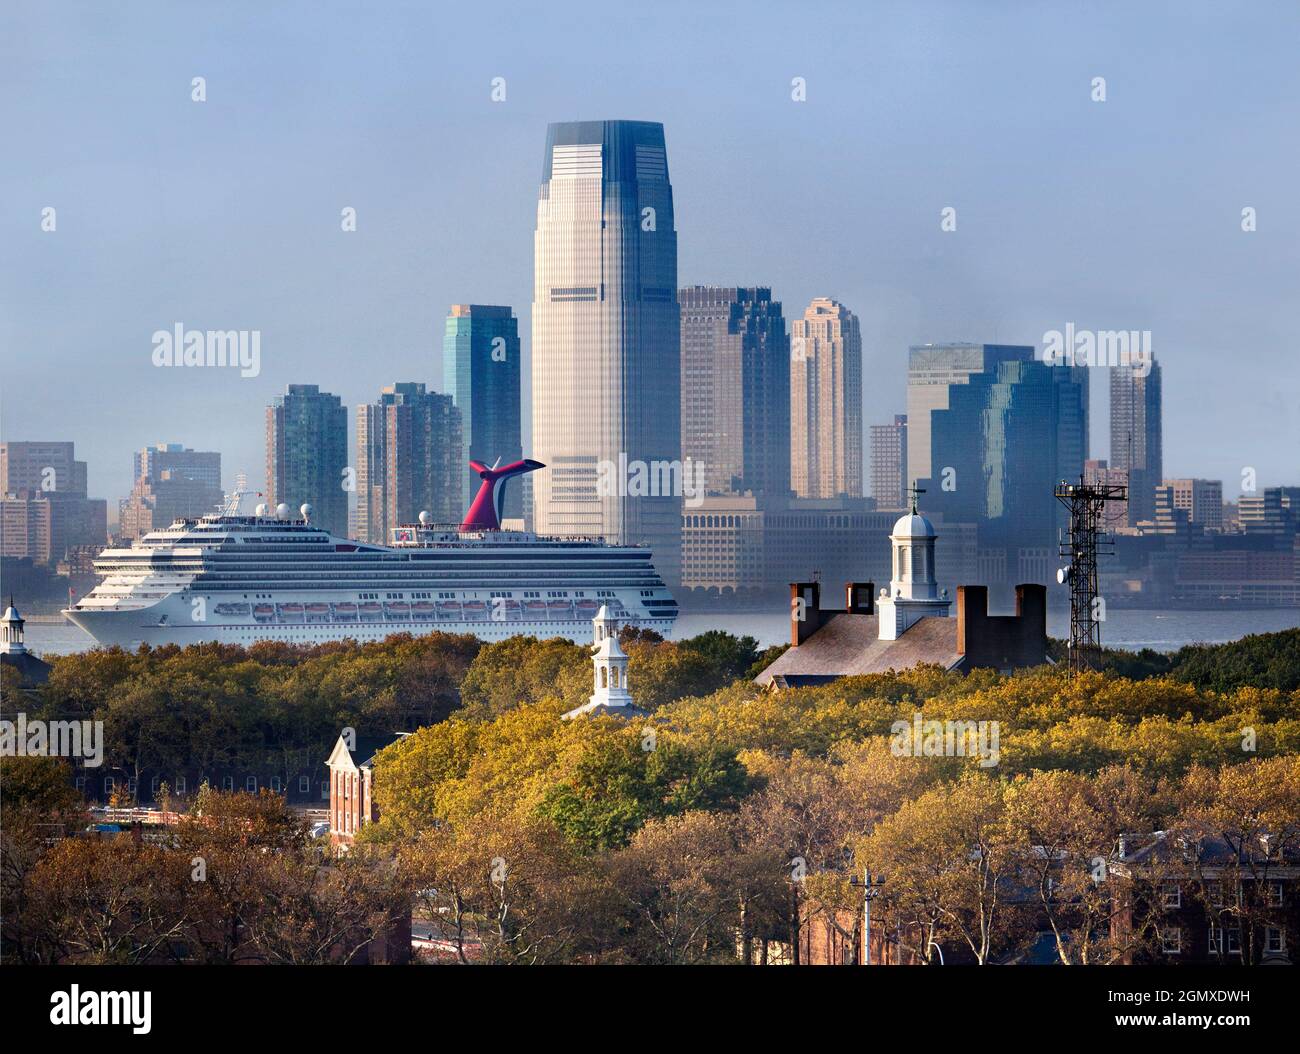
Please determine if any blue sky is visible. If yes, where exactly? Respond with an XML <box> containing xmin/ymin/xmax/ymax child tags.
<box><xmin>2</xmin><ymin>0</ymin><xmax>1297</xmax><ymax>507</ymax></box>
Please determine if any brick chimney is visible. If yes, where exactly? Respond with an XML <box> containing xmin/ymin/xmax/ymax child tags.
<box><xmin>790</xmin><ymin>582</ymin><xmax>821</xmax><ymax>645</ymax></box>
<box><xmin>845</xmin><ymin>582</ymin><xmax>875</xmax><ymax>614</ymax></box>
<box><xmin>955</xmin><ymin>585</ymin><xmax>988</xmax><ymax>656</ymax></box>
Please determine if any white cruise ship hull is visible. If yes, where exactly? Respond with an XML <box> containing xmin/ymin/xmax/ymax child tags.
<box><xmin>62</xmin><ymin>511</ymin><xmax>679</xmax><ymax>651</ymax></box>
<box><xmin>65</xmin><ymin>593</ymin><xmax>675</xmax><ymax>650</ymax></box>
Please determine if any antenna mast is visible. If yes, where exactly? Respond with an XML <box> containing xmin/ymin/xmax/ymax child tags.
<box><xmin>1055</xmin><ymin>475</ymin><xmax>1127</xmax><ymax>675</ymax></box>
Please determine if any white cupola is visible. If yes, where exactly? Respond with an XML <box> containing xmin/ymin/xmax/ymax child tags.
<box><xmin>562</xmin><ymin>605</ymin><xmax>644</xmax><ymax>719</ymax></box>
<box><xmin>1</xmin><ymin>598</ymin><xmax>27</xmax><ymax>656</ymax></box>
<box><xmin>877</xmin><ymin>490</ymin><xmax>951</xmax><ymax>640</ymax></box>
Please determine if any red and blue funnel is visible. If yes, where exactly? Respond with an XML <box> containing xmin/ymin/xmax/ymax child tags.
<box><xmin>459</xmin><ymin>458</ymin><xmax>544</xmax><ymax>532</ymax></box>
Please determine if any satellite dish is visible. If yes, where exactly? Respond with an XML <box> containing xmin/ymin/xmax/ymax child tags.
<box><xmin>276</xmin><ymin>503</ymin><xmax>291</xmax><ymax>520</ymax></box>
<box><xmin>1057</xmin><ymin>566</ymin><xmax>1071</xmax><ymax>585</ymax></box>
<box><xmin>300</xmin><ymin>503</ymin><xmax>313</xmax><ymax>522</ymax></box>
<box><xmin>418</xmin><ymin>510</ymin><xmax>431</xmax><ymax>525</ymax></box>
<box><xmin>254</xmin><ymin>503</ymin><xmax>268</xmax><ymax>517</ymax></box>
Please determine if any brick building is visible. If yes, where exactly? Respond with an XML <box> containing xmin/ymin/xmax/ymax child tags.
<box><xmin>325</xmin><ymin>732</ymin><xmax>407</xmax><ymax>846</ymax></box>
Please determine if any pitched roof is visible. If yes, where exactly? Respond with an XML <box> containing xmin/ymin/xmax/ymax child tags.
<box><xmin>754</xmin><ymin>613</ymin><xmax>962</xmax><ymax>687</ymax></box>
<box><xmin>327</xmin><ymin>732</ymin><xmax>408</xmax><ymax>770</ymax></box>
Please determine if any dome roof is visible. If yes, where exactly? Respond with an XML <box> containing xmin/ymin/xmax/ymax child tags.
<box><xmin>891</xmin><ymin>512</ymin><xmax>937</xmax><ymax>539</ymax></box>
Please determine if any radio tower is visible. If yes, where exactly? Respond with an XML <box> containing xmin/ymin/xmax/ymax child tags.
<box><xmin>1054</xmin><ymin>475</ymin><xmax>1127</xmax><ymax>675</ymax></box>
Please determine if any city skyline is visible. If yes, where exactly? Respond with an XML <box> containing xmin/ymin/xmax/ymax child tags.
<box><xmin>4</xmin><ymin>2</ymin><xmax>1297</xmax><ymax>506</ymax></box>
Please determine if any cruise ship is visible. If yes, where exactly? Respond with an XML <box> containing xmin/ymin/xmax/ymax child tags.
<box><xmin>64</xmin><ymin>460</ymin><xmax>678</xmax><ymax>649</ymax></box>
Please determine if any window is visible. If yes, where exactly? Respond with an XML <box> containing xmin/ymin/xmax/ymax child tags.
<box><xmin>222</xmin><ymin>776</ymin><xmax>234</xmax><ymax>791</ymax></box>
<box><xmin>1208</xmin><ymin>926</ymin><xmax>1241</xmax><ymax>955</ymax></box>
<box><xmin>270</xmin><ymin>776</ymin><xmax>282</xmax><ymax>793</ymax></box>
<box><xmin>151</xmin><ymin>776</ymin><xmax>160</xmax><ymax>797</ymax></box>
<box><xmin>1205</xmin><ymin>880</ymin><xmax>1224</xmax><ymax>908</ymax></box>
<box><xmin>246</xmin><ymin>776</ymin><xmax>258</xmax><ymax>792</ymax></box>
<box><xmin>1266</xmin><ymin>928</ymin><xmax>1286</xmax><ymax>954</ymax></box>
<box><xmin>1162</xmin><ymin>883</ymin><xmax>1181</xmax><ymax>909</ymax></box>
<box><xmin>1268</xmin><ymin>881</ymin><xmax>1284</xmax><ymax>907</ymax></box>
<box><xmin>175</xmin><ymin>775</ymin><xmax>186</xmax><ymax>795</ymax></box>
<box><xmin>299</xmin><ymin>775</ymin><xmax>311</xmax><ymax>794</ymax></box>
<box><xmin>75</xmin><ymin>777</ymin><xmax>85</xmax><ymax>793</ymax></box>
<box><xmin>103</xmin><ymin>776</ymin><xmax>115</xmax><ymax>795</ymax></box>
<box><xmin>1161</xmin><ymin>927</ymin><xmax>1182</xmax><ymax>955</ymax></box>
<box><xmin>320</xmin><ymin>781</ymin><xmax>329</xmax><ymax>800</ymax></box>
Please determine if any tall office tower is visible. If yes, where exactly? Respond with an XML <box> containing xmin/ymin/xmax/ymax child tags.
<box><xmin>679</xmin><ymin>286</ymin><xmax>790</xmax><ymax>497</ymax></box>
<box><xmin>906</xmin><ymin>344</ymin><xmax>1035</xmax><ymax>486</ymax></box>
<box><xmin>869</xmin><ymin>414</ymin><xmax>908</xmax><ymax>510</ymax></box>
<box><xmin>789</xmin><ymin>297</ymin><xmax>862</xmax><ymax>499</ymax></box>
<box><xmin>356</xmin><ymin>383</ymin><xmax>462</xmax><ymax>542</ymax></box>
<box><xmin>120</xmin><ymin>444</ymin><xmax>224</xmax><ymax>540</ymax></box>
<box><xmin>0</xmin><ymin>441</ymin><xmax>106</xmax><ymax>564</ymax></box>
<box><xmin>921</xmin><ymin>355</ymin><xmax>1088</xmax><ymax>557</ymax></box>
<box><xmin>531</xmin><ymin>120</ymin><xmax>681</xmax><ymax>585</ymax></box>
<box><xmin>266</xmin><ymin>384</ymin><xmax>348</xmax><ymax>537</ymax></box>
<box><xmin>443</xmin><ymin>305</ymin><xmax>522</xmax><ymax>517</ymax></box>
<box><xmin>1110</xmin><ymin>356</ymin><xmax>1162</xmax><ymax>527</ymax></box>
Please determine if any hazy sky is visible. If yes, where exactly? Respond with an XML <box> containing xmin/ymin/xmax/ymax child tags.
<box><xmin>3</xmin><ymin>0</ymin><xmax>1297</xmax><ymax>510</ymax></box>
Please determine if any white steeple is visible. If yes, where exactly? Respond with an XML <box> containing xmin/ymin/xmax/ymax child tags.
<box><xmin>877</xmin><ymin>489</ymin><xmax>950</xmax><ymax>640</ymax></box>
<box><xmin>562</xmin><ymin>605</ymin><xmax>643</xmax><ymax>719</ymax></box>
<box><xmin>1</xmin><ymin>598</ymin><xmax>27</xmax><ymax>656</ymax></box>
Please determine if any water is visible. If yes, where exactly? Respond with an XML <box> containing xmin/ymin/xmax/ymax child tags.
<box><xmin>22</xmin><ymin>607</ymin><xmax>1300</xmax><ymax>658</ymax></box>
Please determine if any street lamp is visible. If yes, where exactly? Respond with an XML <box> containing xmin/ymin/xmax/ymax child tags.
<box><xmin>849</xmin><ymin>871</ymin><xmax>885</xmax><ymax>964</ymax></box>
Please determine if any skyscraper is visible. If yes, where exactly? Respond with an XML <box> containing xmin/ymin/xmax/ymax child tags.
<box><xmin>869</xmin><ymin>414</ymin><xmax>908</xmax><ymax>511</ymax></box>
<box><xmin>1110</xmin><ymin>357</ymin><xmax>1163</xmax><ymax>526</ymax></box>
<box><xmin>679</xmin><ymin>286</ymin><xmax>789</xmax><ymax>497</ymax></box>
<box><xmin>920</xmin><ymin>355</ymin><xmax>1088</xmax><ymax>557</ymax></box>
<box><xmin>443</xmin><ymin>305</ymin><xmax>522</xmax><ymax>517</ymax></box>
<box><xmin>906</xmin><ymin>344</ymin><xmax>1032</xmax><ymax>485</ymax></box>
<box><xmin>531</xmin><ymin>120</ymin><xmax>681</xmax><ymax>585</ymax></box>
<box><xmin>790</xmin><ymin>297</ymin><xmax>862</xmax><ymax>499</ymax></box>
<box><xmin>356</xmin><ymin>383</ymin><xmax>462</xmax><ymax>543</ymax></box>
<box><xmin>120</xmin><ymin>443</ymin><xmax>224</xmax><ymax>541</ymax></box>
<box><xmin>266</xmin><ymin>384</ymin><xmax>348</xmax><ymax>537</ymax></box>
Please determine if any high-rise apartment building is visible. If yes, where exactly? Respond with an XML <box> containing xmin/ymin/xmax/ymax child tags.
<box><xmin>1110</xmin><ymin>357</ymin><xmax>1163</xmax><ymax>526</ymax></box>
<box><xmin>0</xmin><ymin>441</ymin><xmax>106</xmax><ymax>564</ymax></box>
<box><xmin>443</xmin><ymin>305</ymin><xmax>522</xmax><ymax>517</ymax></box>
<box><xmin>869</xmin><ymin>414</ymin><xmax>908</xmax><ymax>511</ymax></box>
<box><xmin>266</xmin><ymin>384</ymin><xmax>348</xmax><ymax>537</ymax></box>
<box><xmin>120</xmin><ymin>444</ymin><xmax>224</xmax><ymax>541</ymax></box>
<box><xmin>679</xmin><ymin>286</ymin><xmax>789</xmax><ymax>498</ymax></box>
<box><xmin>790</xmin><ymin>297</ymin><xmax>862</xmax><ymax>499</ymax></box>
<box><xmin>356</xmin><ymin>383</ymin><xmax>462</xmax><ymax>543</ymax></box>
<box><xmin>531</xmin><ymin>120</ymin><xmax>681</xmax><ymax>585</ymax></box>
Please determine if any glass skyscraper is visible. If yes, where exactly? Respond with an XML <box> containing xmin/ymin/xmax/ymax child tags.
<box><xmin>265</xmin><ymin>384</ymin><xmax>348</xmax><ymax>537</ymax></box>
<box><xmin>679</xmin><ymin>286</ymin><xmax>789</xmax><ymax>498</ymax></box>
<box><xmin>443</xmin><ymin>304</ymin><xmax>522</xmax><ymax>518</ymax></box>
<box><xmin>531</xmin><ymin>120</ymin><xmax>681</xmax><ymax>586</ymax></box>
<box><xmin>919</xmin><ymin>354</ymin><xmax>1089</xmax><ymax>555</ymax></box>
